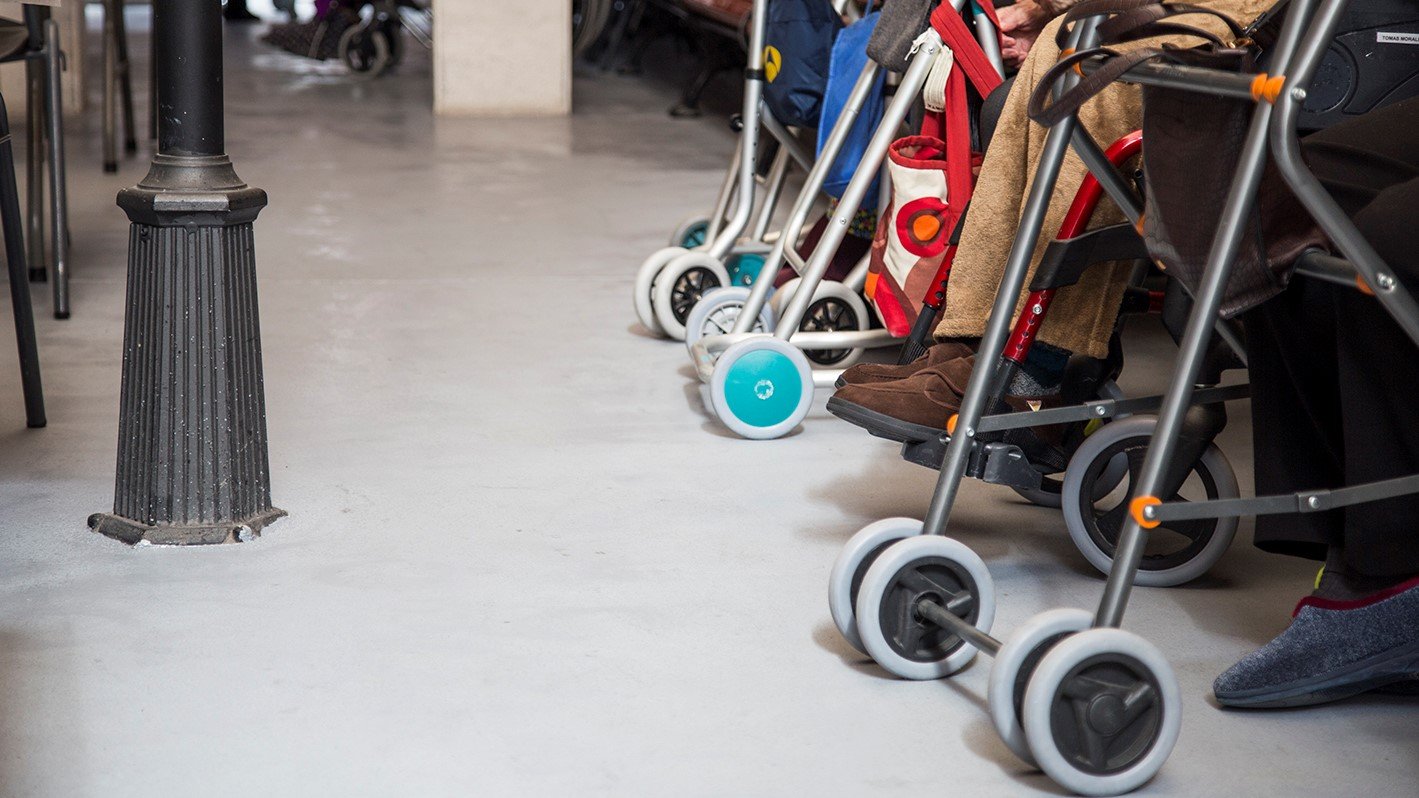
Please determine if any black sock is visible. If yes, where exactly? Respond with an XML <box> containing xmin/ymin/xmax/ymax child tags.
<box><xmin>1314</xmin><ymin>545</ymin><xmax>1416</xmax><ymax>600</ymax></box>
<box><xmin>1008</xmin><ymin>342</ymin><xmax>1069</xmax><ymax>397</ymax></box>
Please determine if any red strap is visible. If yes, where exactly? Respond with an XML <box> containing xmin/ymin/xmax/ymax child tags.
<box><xmin>931</xmin><ymin>0</ymin><xmax>1004</xmax><ymax>100</ymax></box>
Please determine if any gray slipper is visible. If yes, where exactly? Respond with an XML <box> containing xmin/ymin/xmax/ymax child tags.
<box><xmin>1214</xmin><ymin>576</ymin><xmax>1419</xmax><ymax>708</ymax></box>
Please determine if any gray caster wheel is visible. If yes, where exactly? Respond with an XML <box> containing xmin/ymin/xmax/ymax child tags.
<box><xmin>988</xmin><ymin>608</ymin><xmax>1094</xmax><ymax>767</ymax></box>
<box><xmin>854</xmin><ymin>536</ymin><xmax>995</xmax><ymax>680</ymax></box>
<box><xmin>709</xmin><ymin>336</ymin><xmax>813</xmax><ymax>440</ymax></box>
<box><xmin>684</xmin><ymin>286</ymin><xmax>775</xmax><ymax>356</ymax></box>
<box><xmin>770</xmin><ymin>278</ymin><xmax>871</xmax><ymax>369</ymax></box>
<box><xmin>827</xmin><ymin>518</ymin><xmax>922</xmax><ymax>654</ymax></box>
<box><xmin>633</xmin><ymin>246</ymin><xmax>687</xmax><ymax>337</ymax></box>
<box><xmin>1062</xmin><ymin>416</ymin><xmax>1239</xmax><ymax>587</ymax></box>
<box><xmin>1022</xmin><ymin>628</ymin><xmax>1181</xmax><ymax>796</ymax></box>
<box><xmin>653</xmin><ymin>252</ymin><xmax>731</xmax><ymax>342</ymax></box>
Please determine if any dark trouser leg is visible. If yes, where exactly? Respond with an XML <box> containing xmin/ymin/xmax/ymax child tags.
<box><xmin>1332</xmin><ymin>177</ymin><xmax>1419</xmax><ymax>578</ymax></box>
<box><xmin>1246</xmin><ymin>97</ymin><xmax>1419</xmax><ymax>576</ymax></box>
<box><xmin>1243</xmin><ymin>279</ymin><xmax>1344</xmax><ymax>563</ymax></box>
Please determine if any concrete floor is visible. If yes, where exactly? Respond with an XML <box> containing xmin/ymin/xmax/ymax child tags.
<box><xmin>0</xmin><ymin>9</ymin><xmax>1412</xmax><ymax>797</ymax></box>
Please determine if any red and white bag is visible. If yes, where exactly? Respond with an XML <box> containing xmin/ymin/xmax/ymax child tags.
<box><xmin>865</xmin><ymin>2</ymin><xmax>1002</xmax><ymax>337</ymax></box>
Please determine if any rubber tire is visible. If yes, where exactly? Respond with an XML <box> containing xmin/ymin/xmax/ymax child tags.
<box><xmin>653</xmin><ymin>251</ymin><xmax>731</xmax><ymax>342</ymax></box>
<box><xmin>670</xmin><ymin>216</ymin><xmax>712</xmax><ymax>249</ymax></box>
<box><xmin>1061</xmin><ymin>416</ymin><xmax>1239</xmax><ymax>588</ymax></box>
<box><xmin>827</xmin><ymin>518</ymin><xmax>923</xmax><ymax>654</ymax></box>
<box><xmin>988</xmin><ymin>608</ymin><xmax>1094</xmax><ymax>767</ymax></box>
<box><xmin>339</xmin><ymin>24</ymin><xmax>392</xmax><ymax>78</ymax></box>
<box><xmin>770</xmin><ymin>278</ymin><xmax>872</xmax><ymax>369</ymax></box>
<box><xmin>854</xmin><ymin>536</ymin><xmax>995</xmax><ymax>681</ymax></box>
<box><xmin>1023</xmin><ymin>628</ymin><xmax>1181</xmax><ymax>797</ymax></box>
<box><xmin>709</xmin><ymin>337</ymin><xmax>814</xmax><ymax>440</ymax></box>
<box><xmin>633</xmin><ymin>246</ymin><xmax>687</xmax><ymax>337</ymax></box>
<box><xmin>684</xmin><ymin>286</ymin><xmax>776</xmax><ymax>356</ymax></box>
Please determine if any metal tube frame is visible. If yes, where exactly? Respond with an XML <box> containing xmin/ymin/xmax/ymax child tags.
<box><xmin>920</xmin><ymin>17</ymin><xmax>1102</xmax><ymax>538</ymax></box>
<box><xmin>719</xmin><ymin>60</ymin><xmax>884</xmax><ymax>339</ymax></box>
<box><xmin>1130</xmin><ymin>0</ymin><xmax>1419</xmax><ymax>565</ymax></box>
<box><xmin>771</xmin><ymin>32</ymin><xmax>945</xmax><ymax>341</ymax></box>
<box><xmin>1093</xmin><ymin>0</ymin><xmax>1322</xmax><ymax>628</ymax></box>
<box><xmin>703</xmin><ymin>0</ymin><xmax>769</xmax><ymax>262</ymax></box>
<box><xmin>44</xmin><ymin>19</ymin><xmax>68</xmax><ymax>319</ymax></box>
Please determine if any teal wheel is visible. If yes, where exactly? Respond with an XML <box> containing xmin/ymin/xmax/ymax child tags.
<box><xmin>727</xmin><ymin>253</ymin><xmax>767</xmax><ymax>287</ymax></box>
<box><xmin>670</xmin><ymin>216</ymin><xmax>712</xmax><ymax>249</ymax></box>
<box><xmin>710</xmin><ymin>337</ymin><xmax>813</xmax><ymax>439</ymax></box>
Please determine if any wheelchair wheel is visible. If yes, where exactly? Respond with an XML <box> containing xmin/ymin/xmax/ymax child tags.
<box><xmin>339</xmin><ymin>23</ymin><xmax>393</xmax><ymax>77</ymax></box>
<box><xmin>1061</xmin><ymin>416</ymin><xmax>1239</xmax><ymax>587</ymax></box>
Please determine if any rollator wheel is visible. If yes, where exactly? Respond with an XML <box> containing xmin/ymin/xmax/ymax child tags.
<box><xmin>854</xmin><ymin>536</ymin><xmax>995</xmax><ymax>680</ymax></box>
<box><xmin>339</xmin><ymin>23</ymin><xmax>393</xmax><ymax>77</ymax></box>
<box><xmin>987</xmin><ymin>608</ymin><xmax>1094</xmax><ymax>767</ymax></box>
<box><xmin>683</xmin><ymin>287</ymin><xmax>775</xmax><ymax>355</ymax></box>
<box><xmin>1061</xmin><ymin>416</ymin><xmax>1239</xmax><ymax>588</ymax></box>
<box><xmin>770</xmin><ymin>279</ymin><xmax>871</xmax><ymax>368</ymax></box>
<box><xmin>827</xmin><ymin>518</ymin><xmax>922</xmax><ymax>654</ymax></box>
<box><xmin>633</xmin><ymin>246</ymin><xmax>687</xmax><ymax>336</ymax></box>
<box><xmin>726</xmin><ymin>252</ymin><xmax>767</xmax><ymax>287</ymax></box>
<box><xmin>1022</xmin><ymin>628</ymin><xmax>1181</xmax><ymax>797</ymax></box>
<box><xmin>669</xmin><ymin>216</ymin><xmax>712</xmax><ymax>249</ymax></box>
<box><xmin>709</xmin><ymin>337</ymin><xmax>813</xmax><ymax>440</ymax></box>
<box><xmin>652</xmin><ymin>252</ymin><xmax>731</xmax><ymax>341</ymax></box>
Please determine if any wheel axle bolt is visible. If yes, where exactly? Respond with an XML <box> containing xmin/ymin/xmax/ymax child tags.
<box><xmin>1087</xmin><ymin>694</ymin><xmax>1128</xmax><ymax>736</ymax></box>
<box><xmin>1376</xmin><ymin>273</ymin><xmax>1396</xmax><ymax>292</ymax></box>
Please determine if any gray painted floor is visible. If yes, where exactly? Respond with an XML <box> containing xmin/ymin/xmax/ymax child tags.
<box><xmin>0</xmin><ymin>9</ymin><xmax>1412</xmax><ymax>798</ymax></box>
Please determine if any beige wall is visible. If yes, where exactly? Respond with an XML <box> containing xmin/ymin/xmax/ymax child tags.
<box><xmin>434</xmin><ymin>0</ymin><xmax>571</xmax><ymax>117</ymax></box>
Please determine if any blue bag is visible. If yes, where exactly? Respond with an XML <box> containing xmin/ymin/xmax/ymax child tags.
<box><xmin>762</xmin><ymin>0</ymin><xmax>843</xmax><ymax>129</ymax></box>
<box><xmin>816</xmin><ymin>10</ymin><xmax>885</xmax><ymax>206</ymax></box>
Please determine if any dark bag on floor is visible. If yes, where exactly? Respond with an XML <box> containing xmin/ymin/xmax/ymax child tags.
<box><xmin>1028</xmin><ymin>0</ymin><xmax>1324</xmax><ymax>317</ymax></box>
<box><xmin>866</xmin><ymin>0</ymin><xmax>935</xmax><ymax>69</ymax></box>
<box><xmin>763</xmin><ymin>0</ymin><xmax>844</xmax><ymax>128</ymax></box>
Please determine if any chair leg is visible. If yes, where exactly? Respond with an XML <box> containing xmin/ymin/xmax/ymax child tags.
<box><xmin>45</xmin><ymin>20</ymin><xmax>69</xmax><ymax>319</ymax></box>
<box><xmin>114</xmin><ymin>0</ymin><xmax>138</xmax><ymax>155</ymax></box>
<box><xmin>103</xmin><ymin>0</ymin><xmax>118</xmax><ymax>173</ymax></box>
<box><xmin>24</xmin><ymin>59</ymin><xmax>45</xmax><ymax>285</ymax></box>
<box><xmin>0</xmin><ymin>97</ymin><xmax>46</xmax><ymax>428</ymax></box>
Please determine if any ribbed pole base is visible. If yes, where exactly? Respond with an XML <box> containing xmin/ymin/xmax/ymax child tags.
<box><xmin>93</xmin><ymin>155</ymin><xmax>283</xmax><ymax>546</ymax></box>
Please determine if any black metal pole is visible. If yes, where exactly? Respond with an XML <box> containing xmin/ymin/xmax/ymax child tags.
<box><xmin>90</xmin><ymin>0</ymin><xmax>284</xmax><ymax>546</ymax></box>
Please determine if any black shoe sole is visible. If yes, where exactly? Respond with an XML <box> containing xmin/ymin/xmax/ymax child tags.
<box><xmin>825</xmin><ymin>396</ymin><xmax>945</xmax><ymax>443</ymax></box>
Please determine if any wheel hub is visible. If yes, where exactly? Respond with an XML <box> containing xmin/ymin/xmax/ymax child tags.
<box><xmin>878</xmin><ymin>558</ymin><xmax>977</xmax><ymax>662</ymax></box>
<box><xmin>1086</xmin><ymin>693</ymin><xmax>1128</xmax><ymax>736</ymax></box>
<box><xmin>1050</xmin><ymin>654</ymin><xmax>1162</xmax><ymax>775</ymax></box>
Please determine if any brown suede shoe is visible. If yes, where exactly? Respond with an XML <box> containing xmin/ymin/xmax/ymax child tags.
<box><xmin>827</xmin><ymin>356</ymin><xmax>977</xmax><ymax>442</ymax></box>
<box><xmin>835</xmin><ymin>340</ymin><xmax>976</xmax><ymax>388</ymax></box>
<box><xmin>828</xmin><ymin>356</ymin><xmax>1067</xmax><ymax>450</ymax></box>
